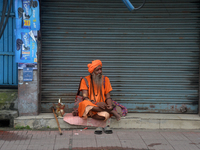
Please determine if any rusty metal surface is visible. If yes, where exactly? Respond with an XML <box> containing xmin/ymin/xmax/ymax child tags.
<box><xmin>37</xmin><ymin>30</ymin><xmax>42</xmax><ymax>114</ymax></box>
<box><xmin>40</xmin><ymin>0</ymin><xmax>200</xmax><ymax>113</ymax></box>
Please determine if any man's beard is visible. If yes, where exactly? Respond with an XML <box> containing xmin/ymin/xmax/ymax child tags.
<box><xmin>92</xmin><ymin>73</ymin><xmax>102</xmax><ymax>89</ymax></box>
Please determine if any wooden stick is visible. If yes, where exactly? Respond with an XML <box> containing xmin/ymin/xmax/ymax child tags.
<box><xmin>52</xmin><ymin>107</ymin><xmax>62</xmax><ymax>135</ymax></box>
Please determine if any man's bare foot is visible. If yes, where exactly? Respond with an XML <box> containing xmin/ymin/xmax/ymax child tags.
<box><xmin>92</xmin><ymin>114</ymin><xmax>105</xmax><ymax>120</ymax></box>
<box><xmin>111</xmin><ymin>110</ymin><xmax>121</xmax><ymax>121</ymax></box>
<box><xmin>115</xmin><ymin>113</ymin><xmax>121</xmax><ymax>121</ymax></box>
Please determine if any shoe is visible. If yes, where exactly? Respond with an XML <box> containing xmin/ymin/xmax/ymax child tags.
<box><xmin>94</xmin><ymin>127</ymin><xmax>103</xmax><ymax>135</ymax></box>
<box><xmin>103</xmin><ymin>125</ymin><xmax>113</xmax><ymax>134</ymax></box>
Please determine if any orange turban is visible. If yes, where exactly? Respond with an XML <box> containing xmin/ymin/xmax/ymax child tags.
<box><xmin>87</xmin><ymin>60</ymin><xmax>102</xmax><ymax>73</ymax></box>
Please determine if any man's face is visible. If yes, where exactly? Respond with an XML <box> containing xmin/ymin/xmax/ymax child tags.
<box><xmin>93</xmin><ymin>65</ymin><xmax>102</xmax><ymax>76</ymax></box>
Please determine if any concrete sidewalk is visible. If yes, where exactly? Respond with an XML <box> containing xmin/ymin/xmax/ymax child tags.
<box><xmin>0</xmin><ymin>129</ymin><xmax>200</xmax><ymax>150</ymax></box>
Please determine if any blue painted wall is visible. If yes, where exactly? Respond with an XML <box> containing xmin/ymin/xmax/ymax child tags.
<box><xmin>0</xmin><ymin>0</ymin><xmax>18</xmax><ymax>86</ymax></box>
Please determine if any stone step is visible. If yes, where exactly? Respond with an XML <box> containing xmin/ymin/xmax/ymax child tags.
<box><xmin>14</xmin><ymin>113</ymin><xmax>200</xmax><ymax>130</ymax></box>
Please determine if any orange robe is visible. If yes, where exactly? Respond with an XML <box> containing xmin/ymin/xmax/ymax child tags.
<box><xmin>78</xmin><ymin>75</ymin><xmax>113</xmax><ymax>118</ymax></box>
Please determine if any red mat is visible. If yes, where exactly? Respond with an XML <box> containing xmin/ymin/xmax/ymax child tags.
<box><xmin>63</xmin><ymin>113</ymin><xmax>110</xmax><ymax>128</ymax></box>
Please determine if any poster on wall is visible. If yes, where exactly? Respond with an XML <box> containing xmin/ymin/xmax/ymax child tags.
<box><xmin>15</xmin><ymin>29</ymin><xmax>37</xmax><ymax>63</ymax></box>
<box><xmin>14</xmin><ymin>0</ymin><xmax>40</xmax><ymax>64</ymax></box>
<box><xmin>23</xmin><ymin>67</ymin><xmax>33</xmax><ymax>81</ymax></box>
<box><xmin>15</xmin><ymin>0</ymin><xmax>40</xmax><ymax>30</ymax></box>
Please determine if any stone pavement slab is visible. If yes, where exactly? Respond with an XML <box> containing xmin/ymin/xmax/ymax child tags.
<box><xmin>144</xmin><ymin>139</ymin><xmax>174</xmax><ymax>150</ymax></box>
<box><xmin>0</xmin><ymin>129</ymin><xmax>200</xmax><ymax>150</ymax></box>
<box><xmin>168</xmin><ymin>140</ymin><xmax>200</xmax><ymax>150</ymax></box>
<box><xmin>120</xmin><ymin>139</ymin><xmax>148</xmax><ymax>149</ymax></box>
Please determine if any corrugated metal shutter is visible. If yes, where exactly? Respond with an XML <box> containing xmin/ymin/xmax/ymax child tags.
<box><xmin>0</xmin><ymin>0</ymin><xmax>18</xmax><ymax>86</ymax></box>
<box><xmin>40</xmin><ymin>0</ymin><xmax>199</xmax><ymax>113</ymax></box>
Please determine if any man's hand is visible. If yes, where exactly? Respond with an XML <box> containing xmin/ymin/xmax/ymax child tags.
<box><xmin>106</xmin><ymin>105</ymin><xmax>113</xmax><ymax>110</ymax></box>
<box><xmin>105</xmin><ymin>93</ymin><xmax>112</xmax><ymax>111</ymax></box>
<box><xmin>96</xmin><ymin>102</ymin><xmax>107</xmax><ymax>109</ymax></box>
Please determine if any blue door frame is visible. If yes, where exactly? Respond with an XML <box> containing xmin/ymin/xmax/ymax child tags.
<box><xmin>0</xmin><ymin>0</ymin><xmax>18</xmax><ymax>86</ymax></box>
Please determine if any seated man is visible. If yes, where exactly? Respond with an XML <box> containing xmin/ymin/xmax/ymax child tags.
<box><xmin>78</xmin><ymin>60</ymin><xmax>121</xmax><ymax>121</ymax></box>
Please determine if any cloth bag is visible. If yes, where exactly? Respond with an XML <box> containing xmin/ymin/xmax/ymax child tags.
<box><xmin>112</xmin><ymin>100</ymin><xmax>128</xmax><ymax>117</ymax></box>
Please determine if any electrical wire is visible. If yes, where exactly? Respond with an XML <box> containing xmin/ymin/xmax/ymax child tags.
<box><xmin>0</xmin><ymin>0</ymin><xmax>13</xmax><ymax>39</ymax></box>
<box><xmin>0</xmin><ymin>0</ymin><xmax>8</xmax><ymax>35</ymax></box>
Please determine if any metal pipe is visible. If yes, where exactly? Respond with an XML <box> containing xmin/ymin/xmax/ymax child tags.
<box><xmin>122</xmin><ymin>0</ymin><xmax>146</xmax><ymax>12</ymax></box>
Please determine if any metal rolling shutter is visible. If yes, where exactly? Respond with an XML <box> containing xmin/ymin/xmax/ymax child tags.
<box><xmin>40</xmin><ymin>0</ymin><xmax>199</xmax><ymax>113</ymax></box>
